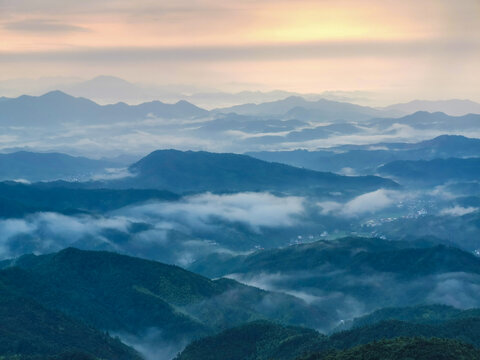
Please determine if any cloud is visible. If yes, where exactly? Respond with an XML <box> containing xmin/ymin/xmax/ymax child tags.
<box><xmin>4</xmin><ymin>19</ymin><xmax>89</xmax><ymax>33</ymax></box>
<box><xmin>0</xmin><ymin>192</ymin><xmax>306</xmax><ymax>264</ymax></box>
<box><xmin>440</xmin><ymin>206</ymin><xmax>478</xmax><ymax>217</ymax></box>
<box><xmin>427</xmin><ymin>272</ymin><xmax>480</xmax><ymax>309</ymax></box>
<box><xmin>318</xmin><ymin>189</ymin><xmax>397</xmax><ymax>217</ymax></box>
<box><xmin>90</xmin><ymin>167</ymin><xmax>135</xmax><ymax>180</ymax></box>
<box><xmin>342</xmin><ymin>189</ymin><xmax>394</xmax><ymax>216</ymax></box>
<box><xmin>225</xmin><ymin>267</ymin><xmax>480</xmax><ymax>332</ymax></box>
<box><xmin>338</xmin><ymin>167</ymin><xmax>357</xmax><ymax>176</ymax></box>
<box><xmin>317</xmin><ymin>201</ymin><xmax>344</xmax><ymax>216</ymax></box>
<box><xmin>115</xmin><ymin>328</ymin><xmax>190</xmax><ymax>360</ymax></box>
<box><xmin>122</xmin><ymin>192</ymin><xmax>305</xmax><ymax>231</ymax></box>
<box><xmin>2</xmin><ymin>39</ymin><xmax>479</xmax><ymax>64</ymax></box>
<box><xmin>0</xmin><ymin>212</ymin><xmax>131</xmax><ymax>258</ymax></box>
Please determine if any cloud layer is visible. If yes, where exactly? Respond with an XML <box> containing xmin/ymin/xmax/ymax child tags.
<box><xmin>2</xmin><ymin>0</ymin><xmax>480</xmax><ymax>102</ymax></box>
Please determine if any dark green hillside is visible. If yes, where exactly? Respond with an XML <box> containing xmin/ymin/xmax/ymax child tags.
<box><xmin>189</xmin><ymin>237</ymin><xmax>480</xmax><ymax>330</ymax></box>
<box><xmin>0</xmin><ymin>284</ymin><xmax>140</xmax><ymax>360</ymax></box>
<box><xmin>177</xmin><ymin>316</ymin><xmax>480</xmax><ymax>360</ymax></box>
<box><xmin>0</xmin><ymin>248</ymin><xmax>329</xmax><ymax>341</ymax></box>
<box><xmin>304</xmin><ymin>338</ymin><xmax>480</xmax><ymax>360</ymax></box>
<box><xmin>175</xmin><ymin>321</ymin><xmax>328</xmax><ymax>360</ymax></box>
<box><xmin>0</xmin><ymin>250</ymin><xmax>215</xmax><ymax>341</ymax></box>
<box><xmin>348</xmin><ymin>245</ymin><xmax>480</xmax><ymax>276</ymax></box>
<box><xmin>349</xmin><ymin>304</ymin><xmax>479</xmax><ymax>329</ymax></box>
<box><xmin>329</xmin><ymin>318</ymin><xmax>480</xmax><ymax>349</ymax></box>
<box><xmin>0</xmin><ymin>353</ymin><xmax>97</xmax><ymax>360</ymax></box>
<box><xmin>189</xmin><ymin>237</ymin><xmax>453</xmax><ymax>278</ymax></box>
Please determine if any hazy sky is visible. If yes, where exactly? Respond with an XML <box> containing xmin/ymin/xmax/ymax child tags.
<box><xmin>1</xmin><ymin>0</ymin><xmax>480</xmax><ymax>103</ymax></box>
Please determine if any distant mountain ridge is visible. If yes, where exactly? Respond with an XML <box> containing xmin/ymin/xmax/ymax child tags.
<box><xmin>368</xmin><ymin>111</ymin><xmax>480</xmax><ymax>131</ymax></box>
<box><xmin>378</xmin><ymin>157</ymin><xmax>480</xmax><ymax>185</ymax></box>
<box><xmin>247</xmin><ymin>135</ymin><xmax>480</xmax><ymax>174</ymax></box>
<box><xmin>0</xmin><ymin>91</ymin><xmax>208</xmax><ymax>126</ymax></box>
<box><xmin>0</xmin><ymin>151</ymin><xmax>115</xmax><ymax>181</ymax></box>
<box><xmin>215</xmin><ymin>96</ymin><xmax>400</xmax><ymax>121</ymax></box>
<box><xmin>384</xmin><ymin>99</ymin><xmax>480</xmax><ymax>116</ymax></box>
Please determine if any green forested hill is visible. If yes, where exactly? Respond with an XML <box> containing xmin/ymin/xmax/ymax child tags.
<box><xmin>175</xmin><ymin>321</ymin><xmax>328</xmax><ymax>360</ymax></box>
<box><xmin>176</xmin><ymin>314</ymin><xmax>480</xmax><ymax>360</ymax></box>
<box><xmin>190</xmin><ymin>237</ymin><xmax>480</xmax><ymax>278</ymax></box>
<box><xmin>188</xmin><ymin>237</ymin><xmax>480</xmax><ymax>330</ymax></box>
<box><xmin>0</xmin><ymin>284</ymin><xmax>141</xmax><ymax>360</ymax></box>
<box><xmin>329</xmin><ymin>318</ymin><xmax>480</xmax><ymax>349</ymax></box>
<box><xmin>303</xmin><ymin>338</ymin><xmax>480</xmax><ymax>360</ymax></box>
<box><xmin>348</xmin><ymin>304</ymin><xmax>480</xmax><ymax>329</ymax></box>
<box><xmin>189</xmin><ymin>237</ymin><xmax>416</xmax><ymax>277</ymax></box>
<box><xmin>0</xmin><ymin>248</ymin><xmax>329</xmax><ymax>343</ymax></box>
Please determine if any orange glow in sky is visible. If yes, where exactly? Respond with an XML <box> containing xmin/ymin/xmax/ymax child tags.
<box><xmin>0</xmin><ymin>0</ymin><xmax>479</xmax><ymax>103</ymax></box>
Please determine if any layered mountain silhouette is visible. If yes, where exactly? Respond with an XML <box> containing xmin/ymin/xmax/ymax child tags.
<box><xmin>215</xmin><ymin>96</ymin><xmax>398</xmax><ymax>121</ymax></box>
<box><xmin>0</xmin><ymin>151</ymin><xmax>116</xmax><ymax>181</ymax></box>
<box><xmin>383</xmin><ymin>99</ymin><xmax>480</xmax><ymax>117</ymax></box>
<box><xmin>378</xmin><ymin>157</ymin><xmax>480</xmax><ymax>185</ymax></box>
<box><xmin>368</xmin><ymin>111</ymin><xmax>480</xmax><ymax>131</ymax></box>
<box><xmin>247</xmin><ymin>135</ymin><xmax>480</xmax><ymax>174</ymax></box>
<box><xmin>0</xmin><ymin>91</ymin><xmax>207</xmax><ymax>126</ymax></box>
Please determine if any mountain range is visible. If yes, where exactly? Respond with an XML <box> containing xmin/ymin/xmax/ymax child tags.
<box><xmin>378</xmin><ymin>157</ymin><xmax>480</xmax><ymax>185</ymax></box>
<box><xmin>3</xmin><ymin>76</ymin><xmax>480</xmax><ymax>116</ymax></box>
<box><xmin>368</xmin><ymin>111</ymin><xmax>480</xmax><ymax>131</ymax></box>
<box><xmin>0</xmin><ymin>148</ymin><xmax>398</xmax><ymax>195</ymax></box>
<box><xmin>214</xmin><ymin>96</ymin><xmax>399</xmax><ymax>121</ymax></box>
<box><xmin>2</xmin><ymin>83</ymin><xmax>480</xmax><ymax>360</ymax></box>
<box><xmin>0</xmin><ymin>151</ymin><xmax>115</xmax><ymax>182</ymax></box>
<box><xmin>0</xmin><ymin>91</ymin><xmax>207</xmax><ymax>126</ymax></box>
<box><xmin>383</xmin><ymin>99</ymin><xmax>480</xmax><ymax>117</ymax></box>
<box><xmin>0</xmin><ymin>135</ymin><xmax>476</xmax><ymax>185</ymax></box>
<box><xmin>247</xmin><ymin>135</ymin><xmax>480</xmax><ymax>175</ymax></box>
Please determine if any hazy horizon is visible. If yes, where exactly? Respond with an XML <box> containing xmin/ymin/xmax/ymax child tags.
<box><xmin>2</xmin><ymin>0</ymin><xmax>480</xmax><ymax>105</ymax></box>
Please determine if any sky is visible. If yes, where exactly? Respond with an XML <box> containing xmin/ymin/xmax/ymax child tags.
<box><xmin>1</xmin><ymin>0</ymin><xmax>480</xmax><ymax>104</ymax></box>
